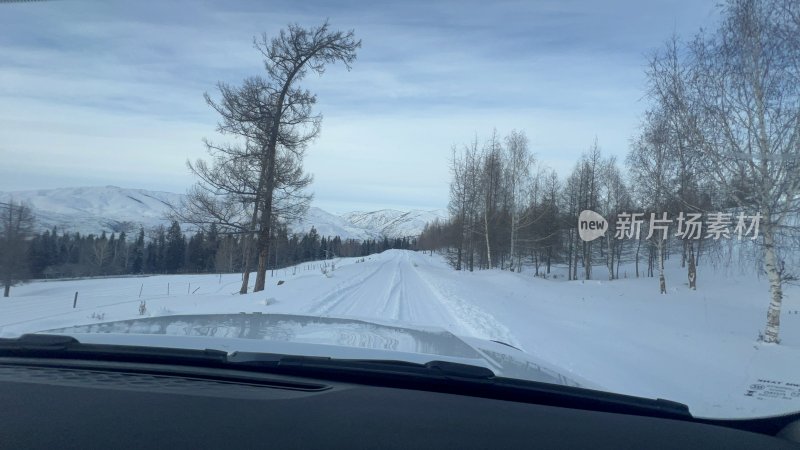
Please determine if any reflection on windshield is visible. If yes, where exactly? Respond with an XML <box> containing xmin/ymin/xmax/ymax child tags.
<box><xmin>44</xmin><ymin>313</ymin><xmax>483</xmax><ymax>358</ymax></box>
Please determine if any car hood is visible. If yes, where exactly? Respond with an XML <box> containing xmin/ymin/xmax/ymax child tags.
<box><xmin>39</xmin><ymin>313</ymin><xmax>593</xmax><ymax>388</ymax></box>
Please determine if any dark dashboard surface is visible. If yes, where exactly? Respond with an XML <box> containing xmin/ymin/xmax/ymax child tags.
<box><xmin>1</xmin><ymin>360</ymin><xmax>797</xmax><ymax>449</ymax></box>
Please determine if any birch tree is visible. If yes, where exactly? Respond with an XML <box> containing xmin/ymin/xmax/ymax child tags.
<box><xmin>628</xmin><ymin>112</ymin><xmax>674</xmax><ymax>294</ymax></box>
<box><xmin>646</xmin><ymin>36</ymin><xmax>707</xmax><ymax>290</ymax></box>
<box><xmin>504</xmin><ymin>130</ymin><xmax>533</xmax><ymax>271</ymax></box>
<box><xmin>688</xmin><ymin>0</ymin><xmax>800</xmax><ymax>342</ymax></box>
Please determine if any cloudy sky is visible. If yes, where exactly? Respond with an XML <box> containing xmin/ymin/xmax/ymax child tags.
<box><xmin>0</xmin><ymin>0</ymin><xmax>719</xmax><ymax>214</ymax></box>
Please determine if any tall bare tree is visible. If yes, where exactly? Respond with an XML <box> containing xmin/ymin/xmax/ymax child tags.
<box><xmin>504</xmin><ymin>130</ymin><xmax>533</xmax><ymax>272</ymax></box>
<box><xmin>179</xmin><ymin>22</ymin><xmax>358</xmax><ymax>294</ymax></box>
<box><xmin>0</xmin><ymin>201</ymin><xmax>34</xmax><ymax>297</ymax></box>
<box><xmin>250</xmin><ymin>21</ymin><xmax>360</xmax><ymax>292</ymax></box>
<box><xmin>480</xmin><ymin>131</ymin><xmax>504</xmax><ymax>269</ymax></box>
<box><xmin>688</xmin><ymin>0</ymin><xmax>800</xmax><ymax>342</ymax></box>
<box><xmin>646</xmin><ymin>35</ymin><xmax>707</xmax><ymax>290</ymax></box>
<box><xmin>628</xmin><ymin>112</ymin><xmax>674</xmax><ymax>294</ymax></box>
<box><xmin>448</xmin><ymin>138</ymin><xmax>483</xmax><ymax>271</ymax></box>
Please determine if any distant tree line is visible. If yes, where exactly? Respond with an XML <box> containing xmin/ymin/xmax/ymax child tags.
<box><xmin>18</xmin><ymin>221</ymin><xmax>414</xmax><ymax>281</ymax></box>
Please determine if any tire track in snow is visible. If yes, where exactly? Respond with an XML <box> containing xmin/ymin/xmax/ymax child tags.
<box><xmin>304</xmin><ymin>260</ymin><xmax>387</xmax><ymax>316</ymax></box>
<box><xmin>409</xmin><ymin>260</ymin><xmax>522</xmax><ymax>349</ymax></box>
<box><xmin>299</xmin><ymin>250</ymin><xmax>519</xmax><ymax>348</ymax></box>
<box><xmin>380</xmin><ymin>256</ymin><xmax>406</xmax><ymax>320</ymax></box>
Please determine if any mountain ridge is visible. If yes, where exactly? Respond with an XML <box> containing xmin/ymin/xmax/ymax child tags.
<box><xmin>0</xmin><ymin>186</ymin><xmax>446</xmax><ymax>240</ymax></box>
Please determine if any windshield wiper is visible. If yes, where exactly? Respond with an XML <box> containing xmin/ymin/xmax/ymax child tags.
<box><xmin>0</xmin><ymin>333</ymin><xmax>228</xmax><ymax>366</ymax></box>
<box><xmin>228</xmin><ymin>350</ymin><xmax>690</xmax><ymax>420</ymax></box>
<box><xmin>0</xmin><ymin>334</ymin><xmax>691</xmax><ymax>421</ymax></box>
<box><xmin>229</xmin><ymin>351</ymin><xmax>495</xmax><ymax>380</ymax></box>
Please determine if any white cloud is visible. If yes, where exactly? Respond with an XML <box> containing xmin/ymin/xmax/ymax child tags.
<box><xmin>0</xmin><ymin>0</ymin><xmax>720</xmax><ymax>213</ymax></box>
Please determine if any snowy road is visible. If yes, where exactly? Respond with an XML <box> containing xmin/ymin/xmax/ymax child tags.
<box><xmin>300</xmin><ymin>251</ymin><xmax>518</xmax><ymax>346</ymax></box>
<box><xmin>305</xmin><ymin>251</ymin><xmax>456</xmax><ymax>325</ymax></box>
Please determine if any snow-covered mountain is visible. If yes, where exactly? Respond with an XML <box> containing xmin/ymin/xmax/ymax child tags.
<box><xmin>0</xmin><ymin>186</ymin><xmax>446</xmax><ymax>239</ymax></box>
<box><xmin>291</xmin><ymin>207</ymin><xmax>447</xmax><ymax>240</ymax></box>
<box><xmin>0</xmin><ymin>186</ymin><xmax>183</xmax><ymax>236</ymax></box>
<box><xmin>290</xmin><ymin>207</ymin><xmax>382</xmax><ymax>241</ymax></box>
<box><xmin>343</xmin><ymin>209</ymin><xmax>446</xmax><ymax>239</ymax></box>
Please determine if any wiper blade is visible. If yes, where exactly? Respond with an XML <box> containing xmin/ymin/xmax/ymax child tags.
<box><xmin>228</xmin><ymin>351</ymin><xmax>690</xmax><ymax>420</ymax></box>
<box><xmin>229</xmin><ymin>351</ymin><xmax>495</xmax><ymax>380</ymax></box>
<box><xmin>0</xmin><ymin>334</ymin><xmax>691</xmax><ymax>421</ymax></box>
<box><xmin>0</xmin><ymin>333</ymin><xmax>228</xmax><ymax>366</ymax></box>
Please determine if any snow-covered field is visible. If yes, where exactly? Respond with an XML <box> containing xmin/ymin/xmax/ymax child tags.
<box><xmin>1</xmin><ymin>249</ymin><xmax>799</xmax><ymax>419</ymax></box>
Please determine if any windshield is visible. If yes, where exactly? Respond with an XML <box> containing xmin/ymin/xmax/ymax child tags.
<box><xmin>1</xmin><ymin>0</ymin><xmax>798</xmax><ymax>420</ymax></box>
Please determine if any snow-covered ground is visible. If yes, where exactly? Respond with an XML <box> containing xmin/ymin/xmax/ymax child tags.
<box><xmin>1</xmin><ymin>249</ymin><xmax>798</xmax><ymax>419</ymax></box>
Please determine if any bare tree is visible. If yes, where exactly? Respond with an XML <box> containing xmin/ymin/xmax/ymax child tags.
<box><xmin>597</xmin><ymin>156</ymin><xmax>629</xmax><ymax>280</ymax></box>
<box><xmin>628</xmin><ymin>112</ymin><xmax>674</xmax><ymax>294</ymax></box>
<box><xmin>581</xmin><ymin>142</ymin><xmax>602</xmax><ymax>280</ymax></box>
<box><xmin>0</xmin><ymin>201</ymin><xmax>34</xmax><ymax>297</ymax></box>
<box><xmin>447</xmin><ymin>138</ymin><xmax>483</xmax><ymax>271</ymax></box>
<box><xmin>249</xmin><ymin>21</ymin><xmax>360</xmax><ymax>292</ymax></box>
<box><xmin>178</xmin><ymin>21</ymin><xmax>356</xmax><ymax>294</ymax></box>
<box><xmin>688</xmin><ymin>0</ymin><xmax>800</xmax><ymax>342</ymax></box>
<box><xmin>646</xmin><ymin>35</ymin><xmax>708</xmax><ymax>290</ymax></box>
<box><xmin>480</xmin><ymin>131</ymin><xmax>503</xmax><ymax>269</ymax></box>
<box><xmin>504</xmin><ymin>130</ymin><xmax>533</xmax><ymax>272</ymax></box>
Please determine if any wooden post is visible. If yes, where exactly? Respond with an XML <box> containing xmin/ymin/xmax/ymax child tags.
<box><xmin>139</xmin><ymin>283</ymin><xmax>143</xmax><ymax>298</ymax></box>
<box><xmin>188</xmin><ymin>283</ymin><xmax>191</xmax><ymax>294</ymax></box>
<box><xmin>73</xmin><ymin>292</ymin><xmax>78</xmax><ymax>308</ymax></box>
<box><xmin>167</xmin><ymin>283</ymin><xmax>170</xmax><ymax>296</ymax></box>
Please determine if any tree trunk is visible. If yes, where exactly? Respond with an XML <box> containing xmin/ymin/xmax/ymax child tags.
<box><xmin>687</xmin><ymin>240</ymin><xmax>697</xmax><ymax>290</ymax></box>
<box><xmin>658</xmin><ymin>240</ymin><xmax>666</xmax><ymax>294</ymax></box>
<box><xmin>239</xmin><ymin>233</ymin><xmax>253</xmax><ymax>294</ymax></box>
<box><xmin>681</xmin><ymin>239</ymin><xmax>687</xmax><ymax>268</ymax></box>
<box><xmin>254</xmin><ymin>175</ymin><xmax>276</xmax><ymax>292</ymax></box>
<box><xmin>483</xmin><ymin>209</ymin><xmax>492</xmax><ymax>269</ymax></box>
<box><xmin>456</xmin><ymin>226</ymin><xmax>463</xmax><ymax>271</ymax></box>
<box><xmin>762</xmin><ymin>223</ymin><xmax>782</xmax><ymax>343</ymax></box>
<box><xmin>240</xmin><ymin>159</ymin><xmax>265</xmax><ymax>294</ymax></box>
<box><xmin>567</xmin><ymin>229</ymin><xmax>574</xmax><ymax>281</ymax></box>
<box><xmin>253</xmin><ymin>111</ymin><xmax>283</xmax><ymax>293</ymax></box>
<box><xmin>546</xmin><ymin>247</ymin><xmax>551</xmax><ymax>274</ymax></box>
<box><xmin>583</xmin><ymin>240</ymin><xmax>591</xmax><ymax>280</ymax></box>
<box><xmin>509</xmin><ymin>212</ymin><xmax>515</xmax><ymax>272</ymax></box>
<box><xmin>572</xmin><ymin>231</ymin><xmax>578</xmax><ymax>281</ymax></box>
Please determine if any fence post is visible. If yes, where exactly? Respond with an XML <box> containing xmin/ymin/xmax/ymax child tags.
<box><xmin>73</xmin><ymin>292</ymin><xmax>78</xmax><ymax>308</ymax></box>
<box><xmin>139</xmin><ymin>283</ymin><xmax>143</xmax><ymax>298</ymax></box>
